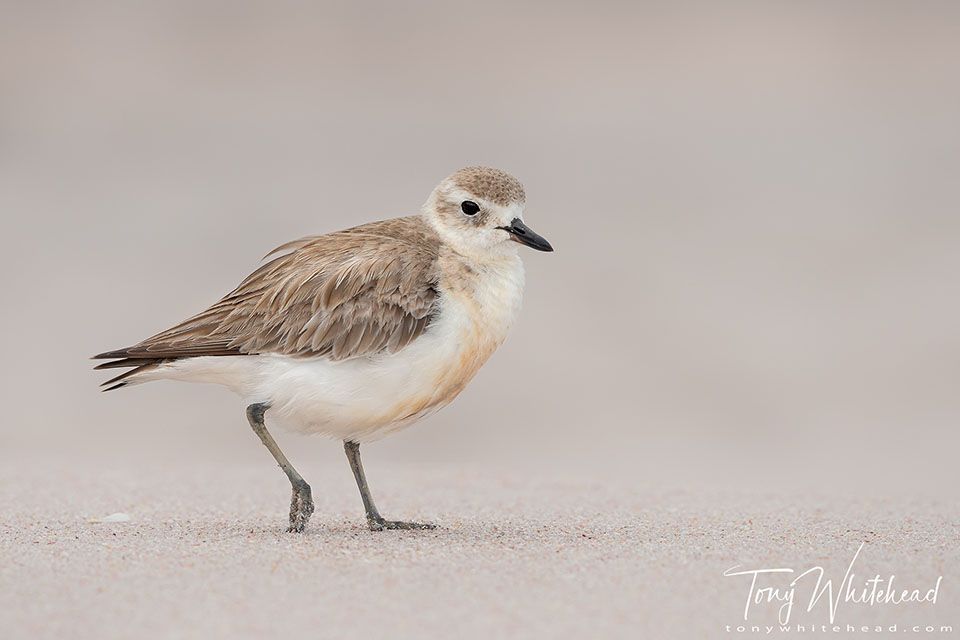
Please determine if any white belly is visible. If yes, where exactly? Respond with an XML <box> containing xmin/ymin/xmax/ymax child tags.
<box><xmin>141</xmin><ymin>257</ymin><xmax>525</xmax><ymax>442</ymax></box>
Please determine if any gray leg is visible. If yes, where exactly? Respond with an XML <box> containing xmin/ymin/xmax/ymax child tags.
<box><xmin>246</xmin><ymin>403</ymin><xmax>314</xmax><ymax>533</ymax></box>
<box><xmin>343</xmin><ymin>440</ymin><xmax>435</xmax><ymax>531</ymax></box>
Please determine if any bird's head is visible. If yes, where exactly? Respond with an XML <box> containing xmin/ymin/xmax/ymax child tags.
<box><xmin>422</xmin><ymin>166</ymin><xmax>553</xmax><ymax>259</ymax></box>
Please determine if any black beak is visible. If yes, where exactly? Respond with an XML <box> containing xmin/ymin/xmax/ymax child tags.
<box><xmin>498</xmin><ymin>218</ymin><xmax>554</xmax><ymax>252</ymax></box>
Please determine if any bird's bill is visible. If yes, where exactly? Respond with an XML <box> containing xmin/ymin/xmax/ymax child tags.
<box><xmin>499</xmin><ymin>218</ymin><xmax>554</xmax><ymax>252</ymax></box>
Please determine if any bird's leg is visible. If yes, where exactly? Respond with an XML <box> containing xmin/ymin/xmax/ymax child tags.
<box><xmin>246</xmin><ymin>403</ymin><xmax>315</xmax><ymax>533</ymax></box>
<box><xmin>343</xmin><ymin>440</ymin><xmax>435</xmax><ymax>531</ymax></box>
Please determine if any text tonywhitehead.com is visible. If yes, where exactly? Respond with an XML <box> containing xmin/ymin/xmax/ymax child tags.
<box><xmin>724</xmin><ymin>624</ymin><xmax>953</xmax><ymax>635</ymax></box>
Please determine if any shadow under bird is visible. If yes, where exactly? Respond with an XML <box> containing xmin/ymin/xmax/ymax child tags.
<box><xmin>93</xmin><ymin>166</ymin><xmax>553</xmax><ymax>532</ymax></box>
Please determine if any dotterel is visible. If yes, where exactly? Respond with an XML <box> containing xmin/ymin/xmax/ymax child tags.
<box><xmin>94</xmin><ymin>166</ymin><xmax>553</xmax><ymax>532</ymax></box>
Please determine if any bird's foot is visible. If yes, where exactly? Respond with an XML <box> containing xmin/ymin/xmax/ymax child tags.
<box><xmin>367</xmin><ymin>516</ymin><xmax>436</xmax><ymax>531</ymax></box>
<box><xmin>287</xmin><ymin>482</ymin><xmax>315</xmax><ymax>533</ymax></box>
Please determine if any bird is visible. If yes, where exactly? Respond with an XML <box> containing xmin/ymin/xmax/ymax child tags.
<box><xmin>93</xmin><ymin>166</ymin><xmax>553</xmax><ymax>533</ymax></box>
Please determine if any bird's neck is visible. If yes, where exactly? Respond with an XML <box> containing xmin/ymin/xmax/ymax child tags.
<box><xmin>438</xmin><ymin>246</ymin><xmax>525</xmax><ymax>337</ymax></box>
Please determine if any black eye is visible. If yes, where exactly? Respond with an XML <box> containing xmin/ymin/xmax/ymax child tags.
<box><xmin>460</xmin><ymin>200</ymin><xmax>480</xmax><ymax>216</ymax></box>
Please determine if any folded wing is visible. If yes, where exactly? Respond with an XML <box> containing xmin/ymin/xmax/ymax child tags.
<box><xmin>93</xmin><ymin>217</ymin><xmax>441</xmax><ymax>389</ymax></box>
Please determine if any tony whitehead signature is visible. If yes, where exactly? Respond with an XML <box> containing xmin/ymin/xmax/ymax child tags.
<box><xmin>724</xmin><ymin>543</ymin><xmax>942</xmax><ymax>624</ymax></box>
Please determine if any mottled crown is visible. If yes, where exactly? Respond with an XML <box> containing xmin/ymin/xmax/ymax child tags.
<box><xmin>447</xmin><ymin>167</ymin><xmax>526</xmax><ymax>206</ymax></box>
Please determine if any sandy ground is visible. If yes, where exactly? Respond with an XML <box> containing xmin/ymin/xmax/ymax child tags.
<box><xmin>0</xmin><ymin>460</ymin><xmax>956</xmax><ymax>639</ymax></box>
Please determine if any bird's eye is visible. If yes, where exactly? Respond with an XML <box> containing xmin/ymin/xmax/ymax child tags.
<box><xmin>460</xmin><ymin>201</ymin><xmax>480</xmax><ymax>216</ymax></box>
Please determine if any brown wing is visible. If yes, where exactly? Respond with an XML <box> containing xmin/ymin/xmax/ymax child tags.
<box><xmin>93</xmin><ymin>216</ymin><xmax>441</xmax><ymax>389</ymax></box>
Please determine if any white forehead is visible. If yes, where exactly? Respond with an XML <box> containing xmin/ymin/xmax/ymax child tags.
<box><xmin>445</xmin><ymin>187</ymin><xmax>525</xmax><ymax>221</ymax></box>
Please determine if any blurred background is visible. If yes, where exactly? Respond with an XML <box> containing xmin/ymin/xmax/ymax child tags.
<box><xmin>2</xmin><ymin>0</ymin><xmax>958</xmax><ymax>496</ymax></box>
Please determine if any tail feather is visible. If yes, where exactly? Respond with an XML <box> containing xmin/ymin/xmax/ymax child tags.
<box><xmin>94</xmin><ymin>357</ymin><xmax>149</xmax><ymax>370</ymax></box>
<box><xmin>93</xmin><ymin>348</ymin><xmax>138</xmax><ymax>360</ymax></box>
<box><xmin>99</xmin><ymin>362</ymin><xmax>162</xmax><ymax>391</ymax></box>
<box><xmin>93</xmin><ymin>346</ymin><xmax>167</xmax><ymax>391</ymax></box>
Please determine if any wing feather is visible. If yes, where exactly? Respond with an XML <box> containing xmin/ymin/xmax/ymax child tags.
<box><xmin>93</xmin><ymin>217</ymin><xmax>442</xmax><ymax>385</ymax></box>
